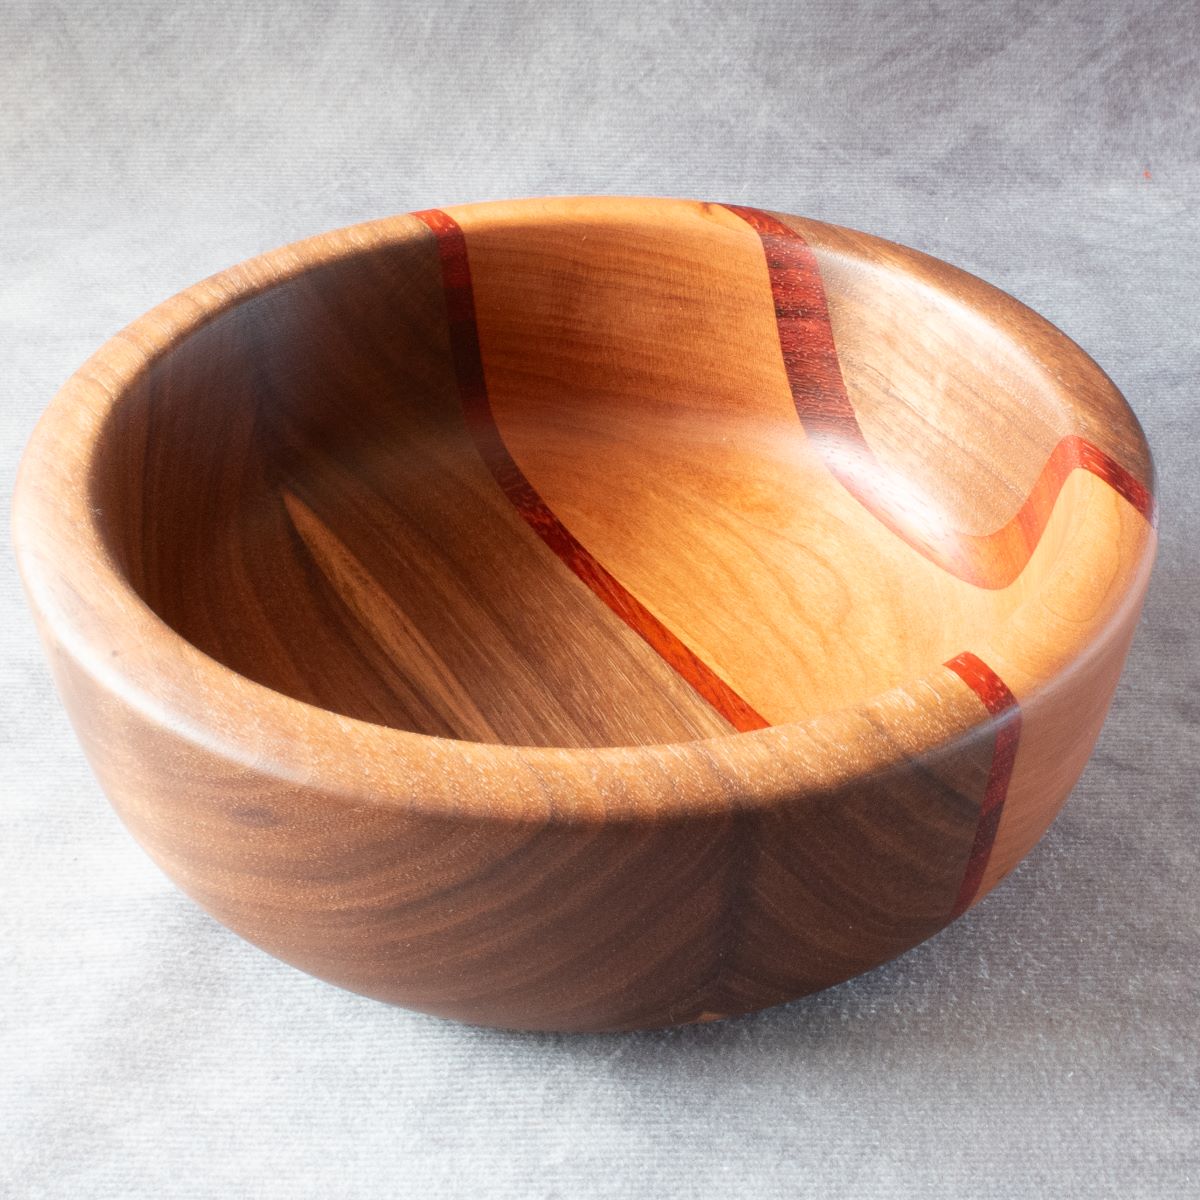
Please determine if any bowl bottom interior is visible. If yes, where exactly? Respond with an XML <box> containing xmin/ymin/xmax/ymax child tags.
<box><xmin>92</xmin><ymin>200</ymin><xmax>1085</xmax><ymax>748</ymax></box>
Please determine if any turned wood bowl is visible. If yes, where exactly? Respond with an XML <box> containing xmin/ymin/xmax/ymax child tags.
<box><xmin>13</xmin><ymin>197</ymin><xmax>1156</xmax><ymax>1032</ymax></box>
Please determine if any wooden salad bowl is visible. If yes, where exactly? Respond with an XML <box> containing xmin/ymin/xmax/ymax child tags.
<box><xmin>13</xmin><ymin>197</ymin><xmax>1157</xmax><ymax>1032</ymax></box>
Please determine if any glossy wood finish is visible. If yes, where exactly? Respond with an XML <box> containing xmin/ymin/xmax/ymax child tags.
<box><xmin>13</xmin><ymin>197</ymin><xmax>1156</xmax><ymax>1031</ymax></box>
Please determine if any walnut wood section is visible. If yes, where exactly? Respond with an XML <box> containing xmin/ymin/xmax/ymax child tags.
<box><xmin>13</xmin><ymin>197</ymin><xmax>1156</xmax><ymax>1031</ymax></box>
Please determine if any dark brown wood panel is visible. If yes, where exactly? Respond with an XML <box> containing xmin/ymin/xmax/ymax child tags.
<box><xmin>91</xmin><ymin>226</ymin><xmax>734</xmax><ymax>747</ymax></box>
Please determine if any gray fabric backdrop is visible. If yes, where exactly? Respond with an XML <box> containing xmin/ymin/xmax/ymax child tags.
<box><xmin>2</xmin><ymin>2</ymin><xmax>1197</xmax><ymax>1196</ymax></box>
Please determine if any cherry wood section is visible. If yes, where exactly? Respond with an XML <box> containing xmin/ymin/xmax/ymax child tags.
<box><xmin>726</xmin><ymin>203</ymin><xmax>1155</xmax><ymax>587</ymax></box>
<box><xmin>412</xmin><ymin>206</ymin><xmax>769</xmax><ymax>732</ymax></box>
<box><xmin>13</xmin><ymin>197</ymin><xmax>1156</xmax><ymax>1031</ymax></box>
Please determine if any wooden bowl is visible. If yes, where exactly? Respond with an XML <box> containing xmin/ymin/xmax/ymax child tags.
<box><xmin>13</xmin><ymin>197</ymin><xmax>1157</xmax><ymax>1032</ymax></box>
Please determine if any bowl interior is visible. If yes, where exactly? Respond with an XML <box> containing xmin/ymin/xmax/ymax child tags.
<box><xmin>91</xmin><ymin>198</ymin><xmax>1099</xmax><ymax>749</ymax></box>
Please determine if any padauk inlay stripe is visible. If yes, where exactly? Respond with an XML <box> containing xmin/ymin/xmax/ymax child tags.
<box><xmin>944</xmin><ymin>651</ymin><xmax>1022</xmax><ymax>915</ymax></box>
<box><xmin>724</xmin><ymin>200</ymin><xmax>1157</xmax><ymax>910</ymax></box>
<box><xmin>412</xmin><ymin>207</ymin><xmax>770</xmax><ymax>734</ymax></box>
<box><xmin>722</xmin><ymin>203</ymin><xmax>1157</xmax><ymax>589</ymax></box>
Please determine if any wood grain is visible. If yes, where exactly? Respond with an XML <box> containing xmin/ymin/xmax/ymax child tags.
<box><xmin>726</xmin><ymin>203</ymin><xmax>1154</xmax><ymax>587</ymax></box>
<box><xmin>13</xmin><ymin>196</ymin><xmax>1156</xmax><ymax>1030</ymax></box>
<box><xmin>413</xmin><ymin>206</ymin><xmax>768</xmax><ymax>732</ymax></box>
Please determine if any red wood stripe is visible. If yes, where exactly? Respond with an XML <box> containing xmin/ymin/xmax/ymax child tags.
<box><xmin>723</xmin><ymin>204</ymin><xmax>1157</xmax><ymax>589</ymax></box>
<box><xmin>412</xmin><ymin>208</ymin><xmax>769</xmax><ymax>734</ymax></box>
<box><xmin>944</xmin><ymin>651</ymin><xmax>1022</xmax><ymax>916</ymax></box>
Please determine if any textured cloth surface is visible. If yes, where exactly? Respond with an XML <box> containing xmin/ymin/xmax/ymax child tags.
<box><xmin>2</xmin><ymin>2</ymin><xmax>1197</xmax><ymax>1196</ymax></box>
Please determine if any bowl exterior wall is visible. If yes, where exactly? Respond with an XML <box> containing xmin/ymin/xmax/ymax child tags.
<box><xmin>26</xmin><ymin>580</ymin><xmax>1147</xmax><ymax>1032</ymax></box>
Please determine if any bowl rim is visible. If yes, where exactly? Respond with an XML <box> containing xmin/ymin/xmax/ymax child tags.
<box><xmin>11</xmin><ymin>195</ymin><xmax>1158</xmax><ymax>822</ymax></box>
